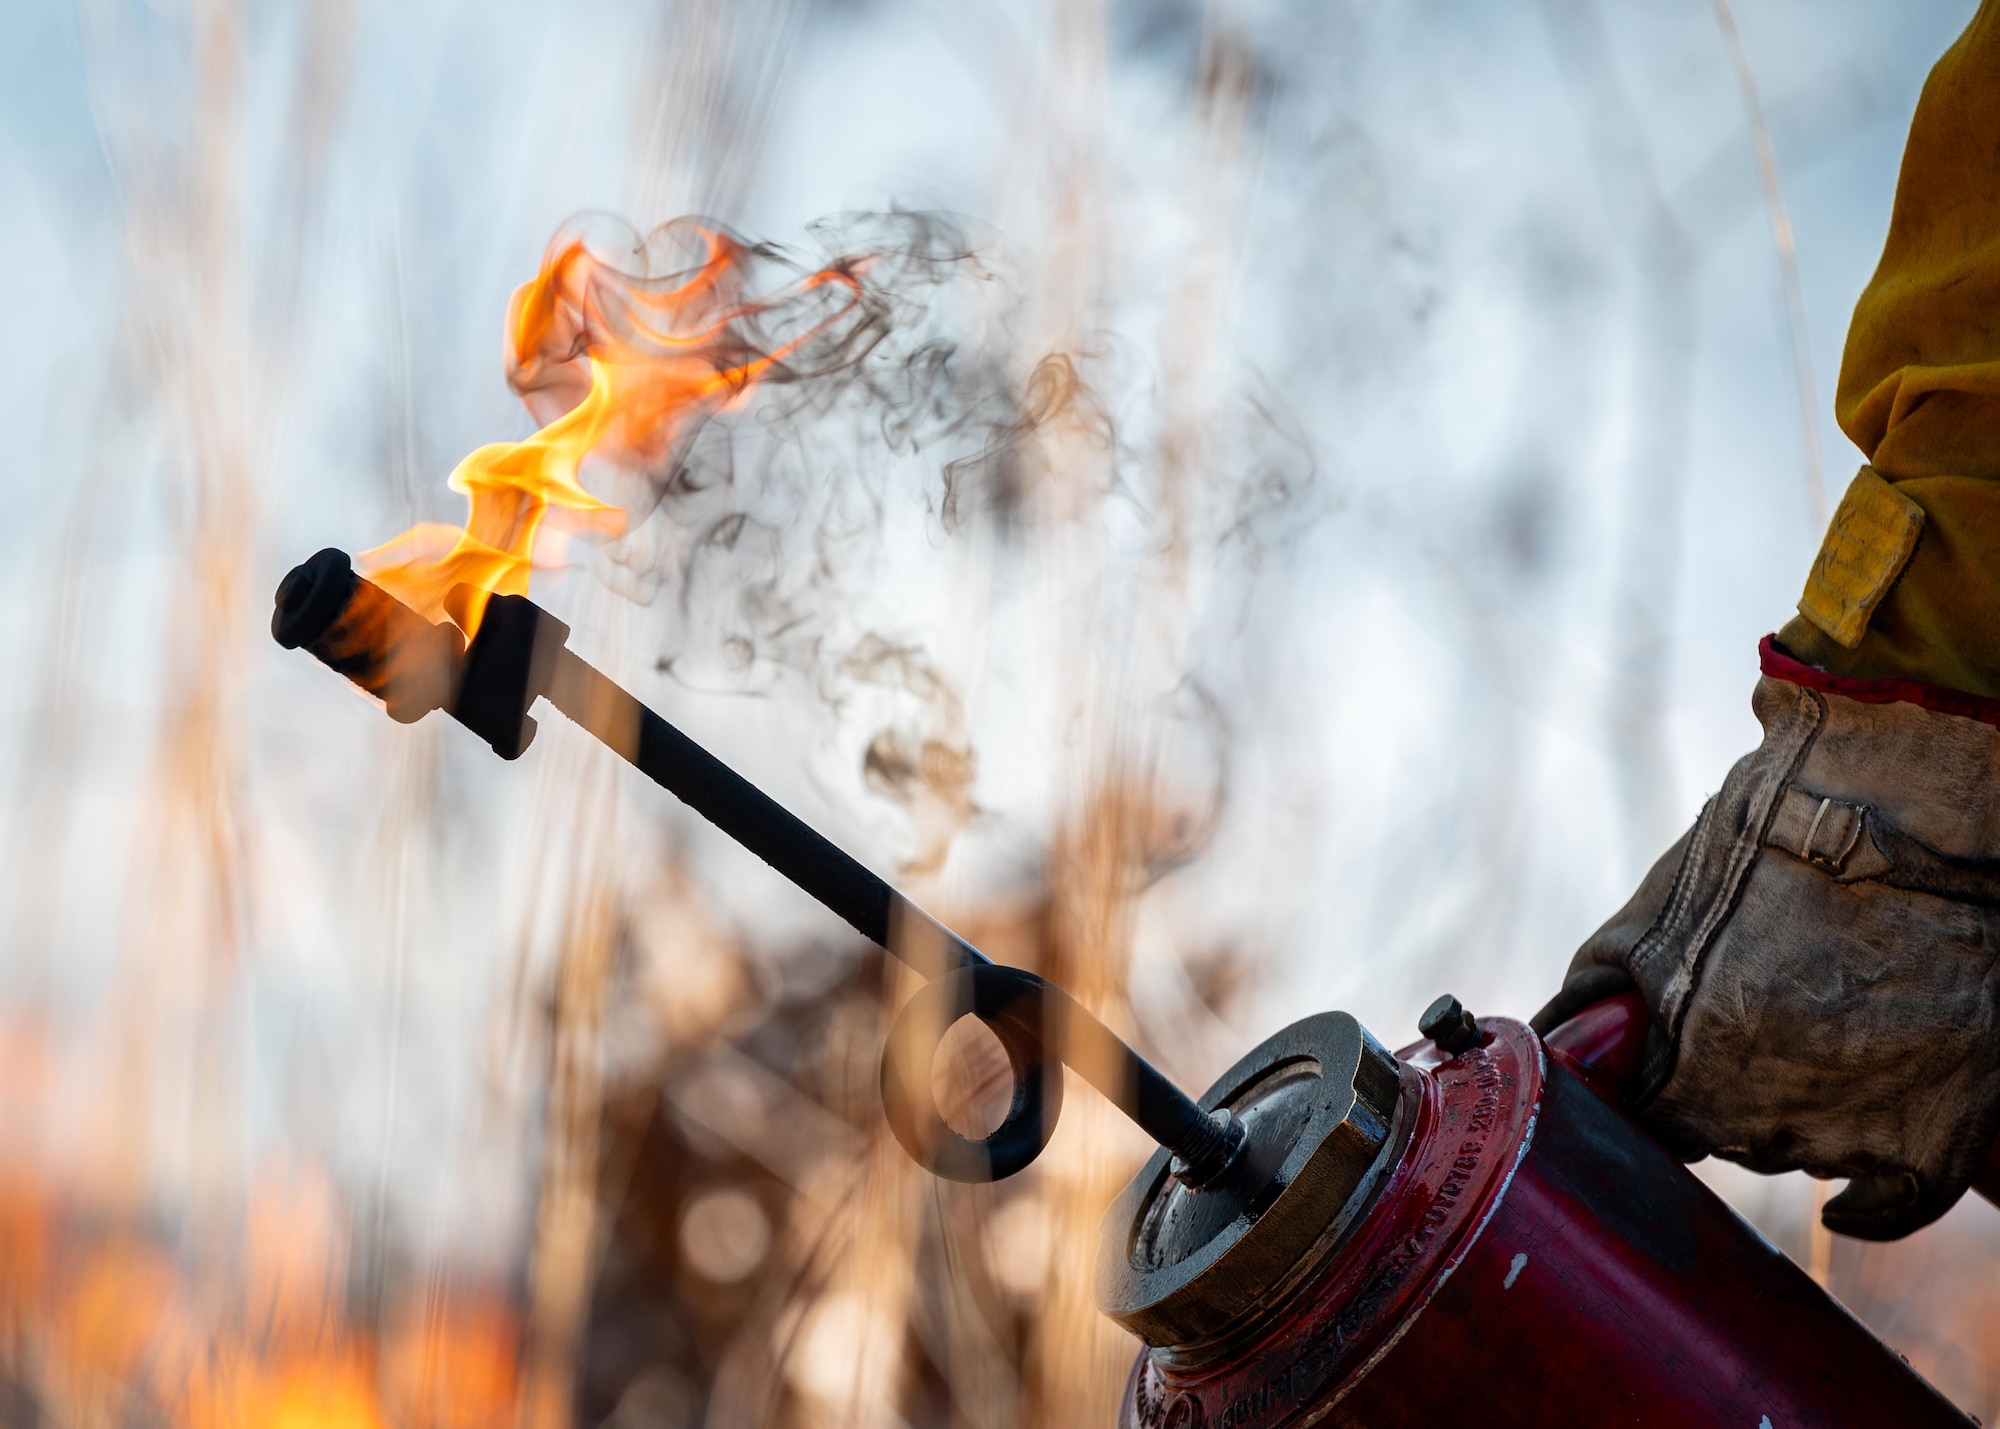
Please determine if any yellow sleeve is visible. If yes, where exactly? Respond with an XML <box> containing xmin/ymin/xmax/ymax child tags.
<box><xmin>1782</xmin><ymin>0</ymin><xmax>2000</xmax><ymax>696</ymax></box>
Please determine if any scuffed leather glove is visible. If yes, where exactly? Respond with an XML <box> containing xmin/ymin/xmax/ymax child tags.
<box><xmin>1543</xmin><ymin>0</ymin><xmax>2000</xmax><ymax>1242</ymax></box>
<box><xmin>1533</xmin><ymin>649</ymin><xmax>2000</xmax><ymax>1241</ymax></box>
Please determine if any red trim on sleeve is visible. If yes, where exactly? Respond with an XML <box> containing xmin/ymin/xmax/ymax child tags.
<box><xmin>1759</xmin><ymin>634</ymin><xmax>2000</xmax><ymax>729</ymax></box>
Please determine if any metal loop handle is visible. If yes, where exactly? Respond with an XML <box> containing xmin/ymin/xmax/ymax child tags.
<box><xmin>879</xmin><ymin>964</ymin><xmax>1065</xmax><ymax>1183</ymax></box>
<box><xmin>879</xmin><ymin>963</ymin><xmax>1243</xmax><ymax>1186</ymax></box>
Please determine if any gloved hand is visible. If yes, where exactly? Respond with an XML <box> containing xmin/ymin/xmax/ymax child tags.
<box><xmin>1533</xmin><ymin>644</ymin><xmax>2000</xmax><ymax>1240</ymax></box>
<box><xmin>1530</xmin><ymin>0</ymin><xmax>2000</xmax><ymax>1241</ymax></box>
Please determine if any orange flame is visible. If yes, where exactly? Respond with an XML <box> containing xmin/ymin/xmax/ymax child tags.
<box><xmin>0</xmin><ymin>1161</ymin><xmax>523</xmax><ymax>1429</ymax></box>
<box><xmin>360</xmin><ymin>221</ymin><xmax>869</xmax><ymax>633</ymax></box>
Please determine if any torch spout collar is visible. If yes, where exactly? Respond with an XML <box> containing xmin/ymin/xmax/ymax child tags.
<box><xmin>1095</xmin><ymin>1012</ymin><xmax>1405</xmax><ymax>1348</ymax></box>
<box><xmin>1169</xmin><ymin>1108</ymin><xmax>1247</xmax><ymax>1189</ymax></box>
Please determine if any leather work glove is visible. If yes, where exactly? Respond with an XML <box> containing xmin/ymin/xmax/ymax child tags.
<box><xmin>1532</xmin><ymin>639</ymin><xmax>2000</xmax><ymax>1241</ymax></box>
<box><xmin>1533</xmin><ymin>0</ymin><xmax>2000</xmax><ymax>1243</ymax></box>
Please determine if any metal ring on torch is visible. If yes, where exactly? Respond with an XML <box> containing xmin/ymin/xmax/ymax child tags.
<box><xmin>879</xmin><ymin>964</ymin><xmax>1064</xmax><ymax>1183</ymax></box>
<box><xmin>878</xmin><ymin>963</ymin><xmax>1246</xmax><ymax>1186</ymax></box>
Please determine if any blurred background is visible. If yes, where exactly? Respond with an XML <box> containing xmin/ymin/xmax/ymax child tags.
<box><xmin>3</xmin><ymin>0</ymin><xmax>1997</xmax><ymax>1423</ymax></box>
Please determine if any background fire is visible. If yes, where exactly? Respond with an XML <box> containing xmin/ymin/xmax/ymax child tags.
<box><xmin>2</xmin><ymin>0</ymin><xmax>1997</xmax><ymax>1426</ymax></box>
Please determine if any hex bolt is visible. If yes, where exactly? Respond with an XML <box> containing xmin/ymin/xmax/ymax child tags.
<box><xmin>1419</xmin><ymin>994</ymin><xmax>1480</xmax><ymax>1055</ymax></box>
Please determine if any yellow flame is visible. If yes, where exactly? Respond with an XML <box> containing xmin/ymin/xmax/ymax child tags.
<box><xmin>359</xmin><ymin>227</ymin><xmax>863</xmax><ymax>634</ymax></box>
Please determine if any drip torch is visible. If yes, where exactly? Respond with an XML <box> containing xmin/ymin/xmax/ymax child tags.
<box><xmin>276</xmin><ymin>548</ymin><xmax>1977</xmax><ymax>1426</ymax></box>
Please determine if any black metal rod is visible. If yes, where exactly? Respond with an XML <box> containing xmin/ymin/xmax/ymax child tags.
<box><xmin>540</xmin><ymin>644</ymin><xmax>1238</xmax><ymax>1177</ymax></box>
<box><xmin>543</xmin><ymin>645</ymin><xmax>984</xmax><ymax>982</ymax></box>
<box><xmin>272</xmin><ymin>550</ymin><xmax>1242</xmax><ymax>1184</ymax></box>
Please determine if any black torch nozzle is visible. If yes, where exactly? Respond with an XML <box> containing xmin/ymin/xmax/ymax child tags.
<box><xmin>272</xmin><ymin>549</ymin><xmax>1246</xmax><ymax>1187</ymax></box>
<box><xmin>271</xmin><ymin>547</ymin><xmax>552</xmax><ymax>759</ymax></box>
<box><xmin>273</xmin><ymin>548</ymin><xmax>466</xmax><ymax>727</ymax></box>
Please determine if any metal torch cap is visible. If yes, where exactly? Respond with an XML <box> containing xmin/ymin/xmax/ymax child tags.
<box><xmin>1093</xmin><ymin>1012</ymin><xmax>1404</xmax><ymax>1349</ymax></box>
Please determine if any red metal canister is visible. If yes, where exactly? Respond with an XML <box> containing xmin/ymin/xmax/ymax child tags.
<box><xmin>1094</xmin><ymin>1000</ymin><xmax>1970</xmax><ymax>1427</ymax></box>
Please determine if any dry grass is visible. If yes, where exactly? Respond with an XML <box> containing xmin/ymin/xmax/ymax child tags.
<box><xmin>2</xmin><ymin>2</ymin><xmax>1995</xmax><ymax>1427</ymax></box>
